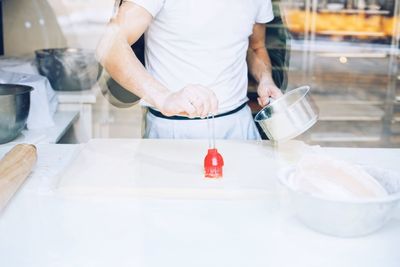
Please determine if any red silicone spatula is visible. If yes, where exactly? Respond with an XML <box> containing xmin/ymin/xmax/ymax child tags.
<box><xmin>204</xmin><ymin>114</ymin><xmax>224</xmax><ymax>178</ymax></box>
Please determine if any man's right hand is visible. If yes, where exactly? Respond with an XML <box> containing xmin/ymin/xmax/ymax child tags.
<box><xmin>158</xmin><ymin>85</ymin><xmax>218</xmax><ymax>118</ymax></box>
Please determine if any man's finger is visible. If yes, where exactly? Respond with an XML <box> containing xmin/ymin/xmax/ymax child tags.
<box><xmin>186</xmin><ymin>91</ymin><xmax>206</xmax><ymax>117</ymax></box>
<box><xmin>203</xmin><ymin>90</ymin><xmax>218</xmax><ymax>114</ymax></box>
<box><xmin>271</xmin><ymin>89</ymin><xmax>283</xmax><ymax>98</ymax></box>
<box><xmin>182</xmin><ymin>85</ymin><xmax>218</xmax><ymax>116</ymax></box>
<box><xmin>182</xmin><ymin>100</ymin><xmax>197</xmax><ymax>118</ymax></box>
<box><xmin>257</xmin><ymin>97</ymin><xmax>264</xmax><ymax>107</ymax></box>
<box><xmin>193</xmin><ymin>99</ymin><xmax>205</xmax><ymax>117</ymax></box>
<box><xmin>258</xmin><ymin>96</ymin><xmax>269</xmax><ymax>107</ymax></box>
<box><xmin>199</xmin><ymin>97</ymin><xmax>210</xmax><ymax>118</ymax></box>
<box><xmin>196</xmin><ymin>90</ymin><xmax>214</xmax><ymax>117</ymax></box>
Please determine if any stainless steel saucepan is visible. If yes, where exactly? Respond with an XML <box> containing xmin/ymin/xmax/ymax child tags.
<box><xmin>254</xmin><ymin>86</ymin><xmax>318</xmax><ymax>142</ymax></box>
<box><xmin>0</xmin><ymin>84</ymin><xmax>33</xmax><ymax>144</ymax></box>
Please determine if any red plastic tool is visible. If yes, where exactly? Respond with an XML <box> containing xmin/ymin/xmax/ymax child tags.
<box><xmin>204</xmin><ymin>114</ymin><xmax>224</xmax><ymax>178</ymax></box>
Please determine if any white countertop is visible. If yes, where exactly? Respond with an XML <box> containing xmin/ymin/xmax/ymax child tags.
<box><xmin>10</xmin><ymin>111</ymin><xmax>79</xmax><ymax>145</ymax></box>
<box><xmin>0</xmin><ymin>140</ymin><xmax>399</xmax><ymax>267</ymax></box>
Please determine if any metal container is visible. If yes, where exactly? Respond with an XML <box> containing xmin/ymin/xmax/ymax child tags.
<box><xmin>254</xmin><ymin>86</ymin><xmax>318</xmax><ymax>142</ymax></box>
<box><xmin>35</xmin><ymin>48</ymin><xmax>102</xmax><ymax>91</ymax></box>
<box><xmin>280</xmin><ymin>166</ymin><xmax>400</xmax><ymax>237</ymax></box>
<box><xmin>98</xmin><ymin>70</ymin><xmax>140</xmax><ymax>108</ymax></box>
<box><xmin>0</xmin><ymin>84</ymin><xmax>33</xmax><ymax>144</ymax></box>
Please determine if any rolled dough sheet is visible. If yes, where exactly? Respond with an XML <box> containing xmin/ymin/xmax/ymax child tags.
<box><xmin>56</xmin><ymin>139</ymin><xmax>279</xmax><ymax>199</ymax></box>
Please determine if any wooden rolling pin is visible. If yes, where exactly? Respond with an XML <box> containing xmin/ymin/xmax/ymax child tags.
<box><xmin>0</xmin><ymin>144</ymin><xmax>37</xmax><ymax>212</ymax></box>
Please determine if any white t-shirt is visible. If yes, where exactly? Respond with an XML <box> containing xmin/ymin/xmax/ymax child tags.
<box><xmin>125</xmin><ymin>0</ymin><xmax>274</xmax><ymax>113</ymax></box>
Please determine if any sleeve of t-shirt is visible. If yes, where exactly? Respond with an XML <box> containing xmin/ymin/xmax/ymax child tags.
<box><xmin>123</xmin><ymin>0</ymin><xmax>165</xmax><ymax>17</ymax></box>
<box><xmin>256</xmin><ymin>0</ymin><xmax>274</xmax><ymax>23</ymax></box>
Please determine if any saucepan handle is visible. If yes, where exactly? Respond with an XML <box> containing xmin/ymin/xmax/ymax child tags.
<box><xmin>267</xmin><ymin>97</ymin><xmax>275</xmax><ymax>105</ymax></box>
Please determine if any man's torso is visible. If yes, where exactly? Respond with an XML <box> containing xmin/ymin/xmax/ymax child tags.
<box><xmin>142</xmin><ymin>0</ymin><xmax>272</xmax><ymax>112</ymax></box>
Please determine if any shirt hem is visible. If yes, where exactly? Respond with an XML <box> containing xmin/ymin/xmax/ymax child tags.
<box><xmin>256</xmin><ymin>14</ymin><xmax>275</xmax><ymax>24</ymax></box>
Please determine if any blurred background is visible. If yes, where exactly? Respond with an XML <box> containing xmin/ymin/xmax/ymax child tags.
<box><xmin>0</xmin><ymin>0</ymin><xmax>399</xmax><ymax>147</ymax></box>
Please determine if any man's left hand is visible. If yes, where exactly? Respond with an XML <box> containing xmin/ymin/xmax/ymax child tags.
<box><xmin>257</xmin><ymin>77</ymin><xmax>283</xmax><ymax>107</ymax></box>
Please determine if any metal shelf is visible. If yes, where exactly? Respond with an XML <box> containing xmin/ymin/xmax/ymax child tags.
<box><xmin>290</xmin><ymin>39</ymin><xmax>393</xmax><ymax>53</ymax></box>
<box><xmin>316</xmin><ymin>102</ymin><xmax>384</xmax><ymax>121</ymax></box>
<box><xmin>318</xmin><ymin>9</ymin><xmax>390</xmax><ymax>15</ymax></box>
<box><xmin>315</xmin><ymin>52</ymin><xmax>388</xmax><ymax>58</ymax></box>
<box><xmin>316</xmin><ymin>30</ymin><xmax>386</xmax><ymax>37</ymax></box>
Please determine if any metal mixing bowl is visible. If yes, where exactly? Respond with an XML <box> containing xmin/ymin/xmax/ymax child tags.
<box><xmin>35</xmin><ymin>48</ymin><xmax>102</xmax><ymax>91</ymax></box>
<box><xmin>280</xmin><ymin>166</ymin><xmax>400</xmax><ymax>237</ymax></box>
<box><xmin>254</xmin><ymin>86</ymin><xmax>318</xmax><ymax>142</ymax></box>
<box><xmin>0</xmin><ymin>84</ymin><xmax>33</xmax><ymax>144</ymax></box>
<box><xmin>98</xmin><ymin>70</ymin><xmax>140</xmax><ymax>108</ymax></box>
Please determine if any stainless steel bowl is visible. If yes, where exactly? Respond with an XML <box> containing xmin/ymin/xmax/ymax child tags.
<box><xmin>0</xmin><ymin>84</ymin><xmax>33</xmax><ymax>144</ymax></box>
<box><xmin>35</xmin><ymin>48</ymin><xmax>102</xmax><ymax>91</ymax></box>
<box><xmin>98</xmin><ymin>70</ymin><xmax>140</xmax><ymax>108</ymax></box>
<box><xmin>280</xmin><ymin>166</ymin><xmax>400</xmax><ymax>237</ymax></box>
<box><xmin>254</xmin><ymin>86</ymin><xmax>318</xmax><ymax>142</ymax></box>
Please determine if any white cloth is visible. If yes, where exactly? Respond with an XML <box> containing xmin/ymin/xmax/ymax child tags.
<box><xmin>0</xmin><ymin>57</ymin><xmax>58</xmax><ymax>117</ymax></box>
<box><xmin>0</xmin><ymin>71</ymin><xmax>56</xmax><ymax>130</ymax></box>
<box><xmin>0</xmin><ymin>57</ymin><xmax>38</xmax><ymax>75</ymax></box>
<box><xmin>125</xmin><ymin>0</ymin><xmax>274</xmax><ymax>113</ymax></box>
<box><xmin>144</xmin><ymin>105</ymin><xmax>261</xmax><ymax>140</ymax></box>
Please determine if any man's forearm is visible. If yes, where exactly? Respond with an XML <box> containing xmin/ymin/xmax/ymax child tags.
<box><xmin>96</xmin><ymin>23</ymin><xmax>170</xmax><ymax>109</ymax></box>
<box><xmin>247</xmin><ymin>47</ymin><xmax>275</xmax><ymax>85</ymax></box>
